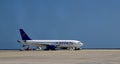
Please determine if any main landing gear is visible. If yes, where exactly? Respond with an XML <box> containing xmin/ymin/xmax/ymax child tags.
<box><xmin>20</xmin><ymin>45</ymin><xmax>30</xmax><ymax>51</ymax></box>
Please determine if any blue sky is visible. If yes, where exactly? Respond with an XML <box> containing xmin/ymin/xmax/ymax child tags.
<box><xmin>0</xmin><ymin>0</ymin><xmax>120</xmax><ymax>49</ymax></box>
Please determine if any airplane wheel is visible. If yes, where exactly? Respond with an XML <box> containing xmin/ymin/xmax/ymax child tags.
<box><xmin>20</xmin><ymin>47</ymin><xmax>24</xmax><ymax>51</ymax></box>
<box><xmin>20</xmin><ymin>45</ymin><xmax>25</xmax><ymax>51</ymax></box>
<box><xmin>69</xmin><ymin>47</ymin><xmax>75</xmax><ymax>50</ymax></box>
<box><xmin>26</xmin><ymin>46</ymin><xmax>30</xmax><ymax>51</ymax></box>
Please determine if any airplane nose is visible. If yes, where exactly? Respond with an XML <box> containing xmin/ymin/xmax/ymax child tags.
<box><xmin>80</xmin><ymin>43</ymin><xmax>83</xmax><ymax>46</ymax></box>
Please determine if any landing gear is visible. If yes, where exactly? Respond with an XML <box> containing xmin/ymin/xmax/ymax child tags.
<box><xmin>68</xmin><ymin>47</ymin><xmax>75</xmax><ymax>50</ymax></box>
<box><xmin>26</xmin><ymin>46</ymin><xmax>30</xmax><ymax>51</ymax></box>
<box><xmin>35</xmin><ymin>46</ymin><xmax>42</xmax><ymax>51</ymax></box>
<box><xmin>68</xmin><ymin>47</ymin><xmax>81</xmax><ymax>50</ymax></box>
<box><xmin>20</xmin><ymin>45</ymin><xmax>25</xmax><ymax>51</ymax></box>
<box><xmin>75</xmin><ymin>47</ymin><xmax>80</xmax><ymax>50</ymax></box>
<box><xmin>20</xmin><ymin>45</ymin><xmax>30</xmax><ymax>51</ymax></box>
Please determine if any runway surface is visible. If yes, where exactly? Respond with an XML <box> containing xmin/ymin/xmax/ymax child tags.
<box><xmin>0</xmin><ymin>50</ymin><xmax>120</xmax><ymax>64</ymax></box>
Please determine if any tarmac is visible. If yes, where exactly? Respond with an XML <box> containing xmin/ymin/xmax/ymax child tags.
<box><xmin>0</xmin><ymin>50</ymin><xmax>120</xmax><ymax>64</ymax></box>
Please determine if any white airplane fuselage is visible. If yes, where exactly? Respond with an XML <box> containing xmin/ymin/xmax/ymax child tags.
<box><xmin>19</xmin><ymin>40</ymin><xmax>83</xmax><ymax>48</ymax></box>
<box><xmin>18</xmin><ymin>29</ymin><xmax>84</xmax><ymax>50</ymax></box>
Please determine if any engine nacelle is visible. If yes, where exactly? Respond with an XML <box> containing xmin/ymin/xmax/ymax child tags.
<box><xmin>45</xmin><ymin>45</ymin><xmax>56</xmax><ymax>50</ymax></box>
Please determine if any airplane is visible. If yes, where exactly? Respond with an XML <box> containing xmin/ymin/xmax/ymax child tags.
<box><xmin>17</xmin><ymin>29</ymin><xmax>83</xmax><ymax>51</ymax></box>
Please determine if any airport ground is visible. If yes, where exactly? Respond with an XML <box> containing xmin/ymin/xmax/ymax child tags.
<box><xmin>0</xmin><ymin>50</ymin><xmax>120</xmax><ymax>64</ymax></box>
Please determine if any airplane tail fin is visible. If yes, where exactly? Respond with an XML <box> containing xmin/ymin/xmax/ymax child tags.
<box><xmin>19</xmin><ymin>29</ymin><xmax>31</xmax><ymax>40</ymax></box>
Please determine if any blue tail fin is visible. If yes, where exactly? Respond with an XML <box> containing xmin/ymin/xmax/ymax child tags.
<box><xmin>19</xmin><ymin>29</ymin><xmax>31</xmax><ymax>40</ymax></box>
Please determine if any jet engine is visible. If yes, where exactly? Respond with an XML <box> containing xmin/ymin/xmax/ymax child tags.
<box><xmin>45</xmin><ymin>45</ymin><xmax>56</xmax><ymax>50</ymax></box>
